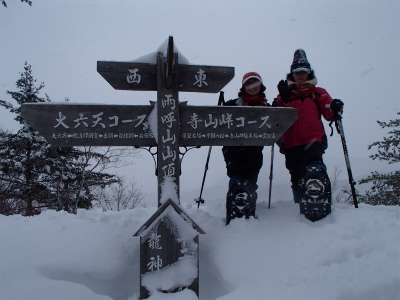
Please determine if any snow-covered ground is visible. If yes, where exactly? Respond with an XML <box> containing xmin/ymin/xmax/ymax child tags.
<box><xmin>1</xmin><ymin>189</ymin><xmax>399</xmax><ymax>300</ymax></box>
<box><xmin>1</xmin><ymin>2</ymin><xmax>399</xmax><ymax>299</ymax></box>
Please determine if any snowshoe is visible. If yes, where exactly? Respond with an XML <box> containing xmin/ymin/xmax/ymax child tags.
<box><xmin>298</xmin><ymin>163</ymin><xmax>332</xmax><ymax>222</ymax></box>
<box><xmin>226</xmin><ymin>179</ymin><xmax>257</xmax><ymax>225</ymax></box>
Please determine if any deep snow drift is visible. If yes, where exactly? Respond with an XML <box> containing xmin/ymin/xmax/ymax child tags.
<box><xmin>1</xmin><ymin>191</ymin><xmax>399</xmax><ymax>300</ymax></box>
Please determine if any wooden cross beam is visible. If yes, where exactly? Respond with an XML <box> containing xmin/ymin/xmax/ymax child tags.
<box><xmin>20</xmin><ymin>103</ymin><xmax>295</xmax><ymax>148</ymax></box>
<box><xmin>20</xmin><ymin>36</ymin><xmax>297</xmax><ymax>299</ymax></box>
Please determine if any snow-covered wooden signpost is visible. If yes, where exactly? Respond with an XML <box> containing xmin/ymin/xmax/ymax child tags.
<box><xmin>21</xmin><ymin>36</ymin><xmax>297</xmax><ymax>299</ymax></box>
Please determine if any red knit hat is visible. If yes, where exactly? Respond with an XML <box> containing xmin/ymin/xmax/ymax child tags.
<box><xmin>242</xmin><ymin>72</ymin><xmax>263</xmax><ymax>86</ymax></box>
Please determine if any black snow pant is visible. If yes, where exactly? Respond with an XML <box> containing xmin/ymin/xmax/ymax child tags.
<box><xmin>284</xmin><ymin>141</ymin><xmax>326</xmax><ymax>186</ymax></box>
<box><xmin>222</xmin><ymin>146</ymin><xmax>263</xmax><ymax>190</ymax></box>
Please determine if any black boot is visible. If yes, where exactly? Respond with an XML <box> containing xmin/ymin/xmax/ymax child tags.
<box><xmin>291</xmin><ymin>185</ymin><xmax>300</xmax><ymax>204</ymax></box>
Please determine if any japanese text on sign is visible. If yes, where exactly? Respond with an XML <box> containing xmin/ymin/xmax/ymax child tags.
<box><xmin>54</xmin><ymin>111</ymin><xmax>148</xmax><ymax>130</ymax></box>
<box><xmin>160</xmin><ymin>94</ymin><xmax>178</xmax><ymax>179</ymax></box>
<box><xmin>187</xmin><ymin>113</ymin><xmax>272</xmax><ymax>130</ymax></box>
<box><xmin>146</xmin><ymin>230</ymin><xmax>163</xmax><ymax>272</ymax></box>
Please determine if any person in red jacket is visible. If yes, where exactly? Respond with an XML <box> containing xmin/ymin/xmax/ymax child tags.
<box><xmin>274</xmin><ymin>49</ymin><xmax>343</xmax><ymax>203</ymax></box>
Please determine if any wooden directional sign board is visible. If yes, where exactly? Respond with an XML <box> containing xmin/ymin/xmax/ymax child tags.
<box><xmin>21</xmin><ymin>103</ymin><xmax>155</xmax><ymax>147</ymax></box>
<box><xmin>21</xmin><ymin>103</ymin><xmax>157</xmax><ymax>147</ymax></box>
<box><xmin>97</xmin><ymin>61</ymin><xmax>235</xmax><ymax>93</ymax></box>
<box><xmin>21</xmin><ymin>103</ymin><xmax>297</xmax><ymax>147</ymax></box>
<box><xmin>179</xmin><ymin>106</ymin><xmax>297</xmax><ymax>146</ymax></box>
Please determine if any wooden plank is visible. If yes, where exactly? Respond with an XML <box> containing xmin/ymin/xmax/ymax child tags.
<box><xmin>139</xmin><ymin>220</ymin><xmax>184</xmax><ymax>299</ymax></box>
<box><xmin>97</xmin><ymin>61</ymin><xmax>234</xmax><ymax>93</ymax></box>
<box><xmin>136</xmin><ymin>200</ymin><xmax>204</xmax><ymax>299</ymax></box>
<box><xmin>179</xmin><ymin>106</ymin><xmax>298</xmax><ymax>146</ymax></box>
<box><xmin>20</xmin><ymin>103</ymin><xmax>156</xmax><ymax>147</ymax></box>
<box><xmin>178</xmin><ymin>64</ymin><xmax>234</xmax><ymax>93</ymax></box>
<box><xmin>21</xmin><ymin>103</ymin><xmax>297</xmax><ymax>147</ymax></box>
<box><xmin>165</xmin><ymin>36</ymin><xmax>174</xmax><ymax>89</ymax></box>
<box><xmin>97</xmin><ymin>61</ymin><xmax>157</xmax><ymax>91</ymax></box>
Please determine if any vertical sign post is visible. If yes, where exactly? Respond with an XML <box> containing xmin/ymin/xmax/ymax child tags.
<box><xmin>156</xmin><ymin>51</ymin><xmax>180</xmax><ymax>206</ymax></box>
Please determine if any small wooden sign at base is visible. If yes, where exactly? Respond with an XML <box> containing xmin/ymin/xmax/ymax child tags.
<box><xmin>134</xmin><ymin>199</ymin><xmax>205</xmax><ymax>299</ymax></box>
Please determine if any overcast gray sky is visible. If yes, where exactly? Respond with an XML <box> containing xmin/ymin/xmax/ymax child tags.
<box><xmin>1</xmin><ymin>0</ymin><xmax>399</xmax><ymax>203</ymax></box>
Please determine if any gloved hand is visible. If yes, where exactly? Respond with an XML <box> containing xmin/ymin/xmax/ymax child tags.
<box><xmin>330</xmin><ymin>99</ymin><xmax>344</xmax><ymax>120</ymax></box>
<box><xmin>272</xmin><ymin>98</ymin><xmax>278</xmax><ymax>107</ymax></box>
<box><xmin>277</xmin><ymin>80</ymin><xmax>292</xmax><ymax>104</ymax></box>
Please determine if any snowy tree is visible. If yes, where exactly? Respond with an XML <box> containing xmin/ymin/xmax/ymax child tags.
<box><xmin>1</xmin><ymin>0</ymin><xmax>32</xmax><ymax>8</ymax></box>
<box><xmin>0</xmin><ymin>62</ymin><xmax>53</xmax><ymax>215</ymax></box>
<box><xmin>359</xmin><ymin>112</ymin><xmax>400</xmax><ymax>206</ymax></box>
<box><xmin>51</xmin><ymin>146</ymin><xmax>128</xmax><ymax>214</ymax></box>
<box><xmin>0</xmin><ymin>62</ymin><xmax>141</xmax><ymax>215</ymax></box>
<box><xmin>93</xmin><ymin>176</ymin><xmax>145</xmax><ymax>211</ymax></box>
<box><xmin>40</xmin><ymin>146</ymin><xmax>117</xmax><ymax>214</ymax></box>
<box><xmin>0</xmin><ymin>128</ymin><xmax>25</xmax><ymax>214</ymax></box>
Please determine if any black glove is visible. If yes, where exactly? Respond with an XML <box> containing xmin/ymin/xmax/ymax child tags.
<box><xmin>272</xmin><ymin>98</ymin><xmax>278</xmax><ymax>107</ymax></box>
<box><xmin>277</xmin><ymin>80</ymin><xmax>292</xmax><ymax>104</ymax></box>
<box><xmin>330</xmin><ymin>99</ymin><xmax>344</xmax><ymax>120</ymax></box>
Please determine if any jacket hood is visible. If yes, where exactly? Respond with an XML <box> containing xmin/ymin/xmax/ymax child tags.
<box><xmin>288</xmin><ymin>77</ymin><xmax>318</xmax><ymax>94</ymax></box>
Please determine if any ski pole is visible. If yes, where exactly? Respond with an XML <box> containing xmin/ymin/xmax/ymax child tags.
<box><xmin>268</xmin><ymin>144</ymin><xmax>274</xmax><ymax>209</ymax></box>
<box><xmin>335</xmin><ymin>118</ymin><xmax>358</xmax><ymax>208</ymax></box>
<box><xmin>195</xmin><ymin>146</ymin><xmax>212</xmax><ymax>208</ymax></box>
<box><xmin>195</xmin><ymin>91</ymin><xmax>225</xmax><ymax>208</ymax></box>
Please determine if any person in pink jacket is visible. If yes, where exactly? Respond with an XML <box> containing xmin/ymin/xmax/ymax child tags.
<box><xmin>274</xmin><ymin>49</ymin><xmax>343</xmax><ymax>203</ymax></box>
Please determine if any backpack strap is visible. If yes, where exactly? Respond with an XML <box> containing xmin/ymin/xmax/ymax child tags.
<box><xmin>291</xmin><ymin>92</ymin><xmax>320</xmax><ymax>104</ymax></box>
<box><xmin>310</xmin><ymin>92</ymin><xmax>322</xmax><ymax>114</ymax></box>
